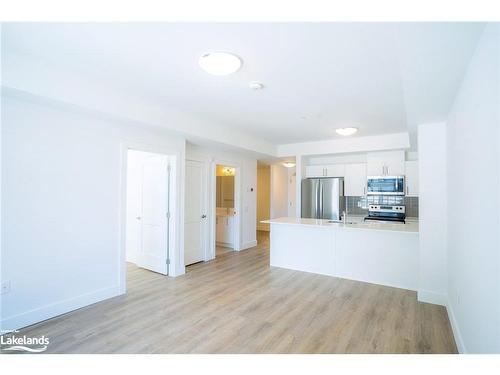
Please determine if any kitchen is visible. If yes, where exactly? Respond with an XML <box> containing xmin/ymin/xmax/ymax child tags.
<box><xmin>264</xmin><ymin>147</ymin><xmax>431</xmax><ymax>299</ymax></box>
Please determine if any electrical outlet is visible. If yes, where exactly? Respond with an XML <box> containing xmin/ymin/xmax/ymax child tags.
<box><xmin>1</xmin><ymin>280</ymin><xmax>11</xmax><ymax>295</ymax></box>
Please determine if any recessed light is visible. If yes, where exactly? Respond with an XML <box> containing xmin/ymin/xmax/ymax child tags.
<box><xmin>249</xmin><ymin>81</ymin><xmax>264</xmax><ymax>90</ymax></box>
<box><xmin>283</xmin><ymin>162</ymin><xmax>296</xmax><ymax>168</ymax></box>
<box><xmin>335</xmin><ymin>127</ymin><xmax>358</xmax><ymax>136</ymax></box>
<box><xmin>199</xmin><ymin>52</ymin><xmax>242</xmax><ymax>76</ymax></box>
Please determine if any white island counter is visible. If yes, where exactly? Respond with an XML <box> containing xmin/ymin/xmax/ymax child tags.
<box><xmin>262</xmin><ymin>217</ymin><xmax>419</xmax><ymax>291</ymax></box>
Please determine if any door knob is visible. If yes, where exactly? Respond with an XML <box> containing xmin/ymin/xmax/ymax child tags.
<box><xmin>201</xmin><ymin>214</ymin><xmax>207</xmax><ymax>219</ymax></box>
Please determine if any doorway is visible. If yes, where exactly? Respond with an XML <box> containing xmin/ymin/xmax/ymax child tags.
<box><xmin>125</xmin><ymin>149</ymin><xmax>172</xmax><ymax>275</ymax></box>
<box><xmin>215</xmin><ymin>164</ymin><xmax>236</xmax><ymax>257</ymax></box>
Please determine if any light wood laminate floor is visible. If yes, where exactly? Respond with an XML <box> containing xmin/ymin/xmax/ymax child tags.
<box><xmin>8</xmin><ymin>231</ymin><xmax>457</xmax><ymax>354</ymax></box>
<box><xmin>216</xmin><ymin>244</ymin><xmax>234</xmax><ymax>257</ymax></box>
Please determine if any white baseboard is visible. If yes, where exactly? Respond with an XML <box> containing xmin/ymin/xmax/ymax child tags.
<box><xmin>0</xmin><ymin>285</ymin><xmax>122</xmax><ymax>332</ymax></box>
<box><xmin>417</xmin><ymin>290</ymin><xmax>447</xmax><ymax>306</ymax></box>
<box><xmin>240</xmin><ymin>240</ymin><xmax>257</xmax><ymax>250</ymax></box>
<box><xmin>216</xmin><ymin>241</ymin><xmax>234</xmax><ymax>249</ymax></box>
<box><xmin>446</xmin><ymin>299</ymin><xmax>466</xmax><ymax>354</ymax></box>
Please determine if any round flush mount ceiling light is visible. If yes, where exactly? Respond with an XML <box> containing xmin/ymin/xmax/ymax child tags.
<box><xmin>248</xmin><ymin>81</ymin><xmax>264</xmax><ymax>90</ymax></box>
<box><xmin>283</xmin><ymin>162</ymin><xmax>296</xmax><ymax>168</ymax></box>
<box><xmin>335</xmin><ymin>127</ymin><xmax>358</xmax><ymax>136</ymax></box>
<box><xmin>199</xmin><ymin>52</ymin><xmax>242</xmax><ymax>76</ymax></box>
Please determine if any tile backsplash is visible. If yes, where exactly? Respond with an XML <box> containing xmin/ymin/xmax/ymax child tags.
<box><xmin>346</xmin><ymin>196</ymin><xmax>419</xmax><ymax>218</ymax></box>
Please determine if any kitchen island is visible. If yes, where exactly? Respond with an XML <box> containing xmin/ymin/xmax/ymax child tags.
<box><xmin>261</xmin><ymin>217</ymin><xmax>419</xmax><ymax>291</ymax></box>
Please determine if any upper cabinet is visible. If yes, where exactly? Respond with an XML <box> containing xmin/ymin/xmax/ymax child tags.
<box><xmin>324</xmin><ymin>164</ymin><xmax>345</xmax><ymax>177</ymax></box>
<box><xmin>405</xmin><ymin>161</ymin><xmax>419</xmax><ymax>197</ymax></box>
<box><xmin>304</xmin><ymin>165</ymin><xmax>326</xmax><ymax>178</ymax></box>
<box><xmin>366</xmin><ymin>151</ymin><xmax>405</xmax><ymax>176</ymax></box>
<box><xmin>305</xmin><ymin>164</ymin><xmax>345</xmax><ymax>178</ymax></box>
<box><xmin>344</xmin><ymin>163</ymin><xmax>367</xmax><ymax>196</ymax></box>
<box><xmin>302</xmin><ymin>151</ymin><xmax>416</xmax><ymax>197</ymax></box>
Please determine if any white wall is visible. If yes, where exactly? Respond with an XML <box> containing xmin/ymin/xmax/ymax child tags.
<box><xmin>1</xmin><ymin>91</ymin><xmax>186</xmax><ymax>331</ymax></box>
<box><xmin>446</xmin><ymin>24</ymin><xmax>499</xmax><ymax>354</ymax></box>
<box><xmin>418</xmin><ymin>122</ymin><xmax>447</xmax><ymax>306</ymax></box>
<box><xmin>277</xmin><ymin>132</ymin><xmax>410</xmax><ymax>157</ymax></box>
<box><xmin>186</xmin><ymin>143</ymin><xmax>257</xmax><ymax>250</ymax></box>
<box><xmin>0</xmin><ymin>24</ymin><xmax>3</xmax><ymax>323</ymax></box>
<box><xmin>256</xmin><ymin>166</ymin><xmax>270</xmax><ymax>231</ymax></box>
<box><xmin>3</xmin><ymin>51</ymin><xmax>276</xmax><ymax>157</ymax></box>
<box><xmin>287</xmin><ymin>167</ymin><xmax>296</xmax><ymax>217</ymax></box>
<box><xmin>270</xmin><ymin>164</ymin><xmax>289</xmax><ymax>219</ymax></box>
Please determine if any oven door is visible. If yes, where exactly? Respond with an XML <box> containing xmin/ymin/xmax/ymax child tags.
<box><xmin>366</xmin><ymin>176</ymin><xmax>405</xmax><ymax>195</ymax></box>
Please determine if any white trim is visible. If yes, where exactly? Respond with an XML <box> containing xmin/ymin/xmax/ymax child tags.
<box><xmin>118</xmin><ymin>144</ymin><xmax>128</xmax><ymax>293</ymax></box>
<box><xmin>446</xmin><ymin>299</ymin><xmax>467</xmax><ymax>354</ymax></box>
<box><xmin>417</xmin><ymin>290</ymin><xmax>447</xmax><ymax>306</ymax></box>
<box><xmin>240</xmin><ymin>240</ymin><xmax>258</xmax><ymax>250</ymax></box>
<box><xmin>0</xmin><ymin>286</ymin><xmax>120</xmax><ymax>332</ymax></box>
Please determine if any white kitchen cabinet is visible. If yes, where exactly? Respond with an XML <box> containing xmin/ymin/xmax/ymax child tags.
<box><xmin>366</xmin><ymin>161</ymin><xmax>385</xmax><ymax>176</ymax></box>
<box><xmin>305</xmin><ymin>164</ymin><xmax>345</xmax><ymax>178</ymax></box>
<box><xmin>405</xmin><ymin>161</ymin><xmax>419</xmax><ymax>197</ymax></box>
<box><xmin>366</xmin><ymin>151</ymin><xmax>405</xmax><ymax>176</ymax></box>
<box><xmin>344</xmin><ymin>163</ymin><xmax>367</xmax><ymax>196</ymax></box>
<box><xmin>305</xmin><ymin>165</ymin><xmax>326</xmax><ymax>178</ymax></box>
<box><xmin>385</xmin><ymin>160</ymin><xmax>405</xmax><ymax>176</ymax></box>
<box><xmin>324</xmin><ymin>164</ymin><xmax>345</xmax><ymax>177</ymax></box>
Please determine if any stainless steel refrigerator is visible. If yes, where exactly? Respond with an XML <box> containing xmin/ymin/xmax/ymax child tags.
<box><xmin>301</xmin><ymin>178</ymin><xmax>345</xmax><ymax>220</ymax></box>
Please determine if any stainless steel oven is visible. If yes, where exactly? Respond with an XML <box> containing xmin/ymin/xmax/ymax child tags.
<box><xmin>366</xmin><ymin>176</ymin><xmax>405</xmax><ymax>196</ymax></box>
<box><xmin>364</xmin><ymin>204</ymin><xmax>406</xmax><ymax>223</ymax></box>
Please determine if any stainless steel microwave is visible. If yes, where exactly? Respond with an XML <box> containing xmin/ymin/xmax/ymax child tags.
<box><xmin>366</xmin><ymin>176</ymin><xmax>405</xmax><ymax>195</ymax></box>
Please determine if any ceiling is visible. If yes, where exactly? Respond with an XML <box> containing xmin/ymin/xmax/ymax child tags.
<box><xmin>2</xmin><ymin>22</ymin><xmax>485</xmax><ymax>146</ymax></box>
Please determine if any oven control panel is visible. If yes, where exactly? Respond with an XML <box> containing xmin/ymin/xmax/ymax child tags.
<box><xmin>368</xmin><ymin>205</ymin><xmax>405</xmax><ymax>213</ymax></box>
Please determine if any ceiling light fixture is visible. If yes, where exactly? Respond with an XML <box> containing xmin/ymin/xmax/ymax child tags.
<box><xmin>283</xmin><ymin>162</ymin><xmax>296</xmax><ymax>168</ymax></box>
<box><xmin>198</xmin><ymin>52</ymin><xmax>242</xmax><ymax>76</ymax></box>
<box><xmin>249</xmin><ymin>81</ymin><xmax>264</xmax><ymax>90</ymax></box>
<box><xmin>335</xmin><ymin>127</ymin><xmax>358</xmax><ymax>136</ymax></box>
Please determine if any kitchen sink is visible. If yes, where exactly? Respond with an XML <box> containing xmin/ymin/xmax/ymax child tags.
<box><xmin>327</xmin><ymin>220</ymin><xmax>356</xmax><ymax>225</ymax></box>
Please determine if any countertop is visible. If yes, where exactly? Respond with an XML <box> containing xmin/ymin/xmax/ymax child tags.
<box><xmin>261</xmin><ymin>215</ymin><xmax>419</xmax><ymax>234</ymax></box>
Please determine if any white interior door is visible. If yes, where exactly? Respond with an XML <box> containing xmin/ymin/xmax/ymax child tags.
<box><xmin>185</xmin><ymin>160</ymin><xmax>207</xmax><ymax>265</ymax></box>
<box><xmin>137</xmin><ymin>154</ymin><xmax>169</xmax><ymax>275</ymax></box>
